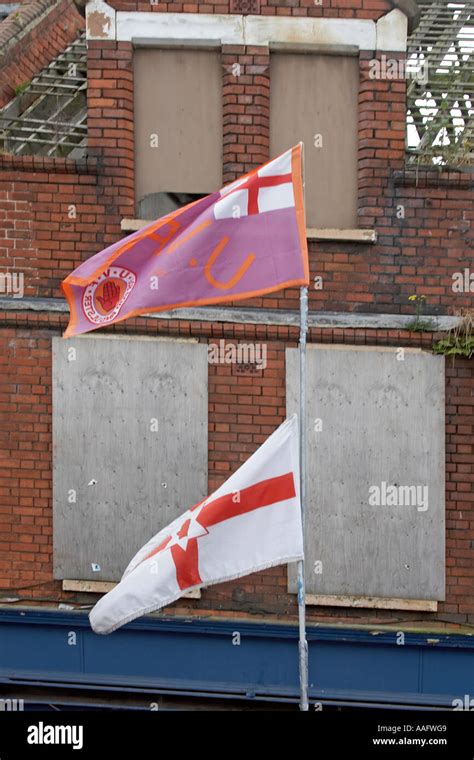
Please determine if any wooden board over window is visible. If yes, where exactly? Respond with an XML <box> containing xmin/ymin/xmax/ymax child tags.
<box><xmin>134</xmin><ymin>49</ymin><xmax>223</xmax><ymax>207</ymax></box>
<box><xmin>52</xmin><ymin>336</ymin><xmax>208</xmax><ymax>582</ymax></box>
<box><xmin>270</xmin><ymin>53</ymin><xmax>359</xmax><ymax>229</ymax></box>
<box><xmin>286</xmin><ymin>345</ymin><xmax>445</xmax><ymax>603</ymax></box>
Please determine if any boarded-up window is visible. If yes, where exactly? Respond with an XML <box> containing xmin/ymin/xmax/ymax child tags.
<box><xmin>286</xmin><ymin>346</ymin><xmax>445</xmax><ymax>603</ymax></box>
<box><xmin>134</xmin><ymin>49</ymin><xmax>223</xmax><ymax>219</ymax></box>
<box><xmin>270</xmin><ymin>54</ymin><xmax>359</xmax><ymax>229</ymax></box>
<box><xmin>52</xmin><ymin>336</ymin><xmax>208</xmax><ymax>582</ymax></box>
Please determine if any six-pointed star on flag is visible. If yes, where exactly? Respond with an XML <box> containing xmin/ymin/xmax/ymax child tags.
<box><xmin>168</xmin><ymin>509</ymin><xmax>209</xmax><ymax>551</ymax></box>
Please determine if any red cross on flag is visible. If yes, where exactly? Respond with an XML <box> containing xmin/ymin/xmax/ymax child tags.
<box><xmin>89</xmin><ymin>416</ymin><xmax>303</xmax><ymax>635</ymax></box>
<box><xmin>213</xmin><ymin>149</ymin><xmax>295</xmax><ymax>219</ymax></box>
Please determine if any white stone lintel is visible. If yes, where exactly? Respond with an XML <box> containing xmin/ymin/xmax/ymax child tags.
<box><xmin>98</xmin><ymin>11</ymin><xmax>408</xmax><ymax>52</ymax></box>
<box><xmin>376</xmin><ymin>8</ymin><xmax>408</xmax><ymax>53</ymax></box>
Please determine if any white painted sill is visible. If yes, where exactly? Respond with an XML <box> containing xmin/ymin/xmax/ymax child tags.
<box><xmin>62</xmin><ymin>580</ymin><xmax>201</xmax><ymax>599</ymax></box>
<box><xmin>305</xmin><ymin>594</ymin><xmax>438</xmax><ymax>612</ymax></box>
<box><xmin>121</xmin><ymin>218</ymin><xmax>377</xmax><ymax>244</ymax></box>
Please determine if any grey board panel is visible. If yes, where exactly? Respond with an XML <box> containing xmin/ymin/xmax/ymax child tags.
<box><xmin>287</xmin><ymin>345</ymin><xmax>445</xmax><ymax>601</ymax></box>
<box><xmin>52</xmin><ymin>336</ymin><xmax>208</xmax><ymax>581</ymax></box>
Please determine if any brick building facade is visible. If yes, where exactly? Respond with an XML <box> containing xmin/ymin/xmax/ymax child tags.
<box><xmin>0</xmin><ymin>0</ymin><xmax>472</xmax><ymax>706</ymax></box>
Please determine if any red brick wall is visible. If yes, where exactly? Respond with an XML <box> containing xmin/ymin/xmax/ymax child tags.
<box><xmin>314</xmin><ymin>172</ymin><xmax>473</xmax><ymax>315</ymax></box>
<box><xmin>87</xmin><ymin>41</ymin><xmax>135</xmax><ymax>236</ymax></box>
<box><xmin>222</xmin><ymin>45</ymin><xmax>270</xmax><ymax>183</ymax></box>
<box><xmin>0</xmin><ymin>314</ymin><xmax>472</xmax><ymax>627</ymax></box>
<box><xmin>0</xmin><ymin>328</ymin><xmax>53</xmax><ymax>589</ymax></box>
<box><xmin>0</xmin><ymin>0</ymin><xmax>84</xmax><ymax>106</ymax></box>
<box><xmin>0</xmin><ymin>0</ymin><xmax>472</xmax><ymax>630</ymax></box>
<box><xmin>2</xmin><ymin>40</ymin><xmax>471</xmax><ymax>315</ymax></box>
<box><xmin>1</xmin><ymin>163</ymin><xmax>471</xmax><ymax>315</ymax></box>
<box><xmin>445</xmin><ymin>361</ymin><xmax>474</xmax><ymax>625</ymax></box>
<box><xmin>107</xmin><ymin>0</ymin><xmax>392</xmax><ymax>21</ymax></box>
<box><xmin>0</xmin><ymin>157</ymin><xmax>103</xmax><ymax>297</ymax></box>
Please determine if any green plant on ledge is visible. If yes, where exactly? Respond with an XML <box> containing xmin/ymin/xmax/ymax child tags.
<box><xmin>14</xmin><ymin>81</ymin><xmax>30</xmax><ymax>96</ymax></box>
<box><xmin>406</xmin><ymin>294</ymin><xmax>435</xmax><ymax>332</ymax></box>
<box><xmin>433</xmin><ymin>309</ymin><xmax>474</xmax><ymax>360</ymax></box>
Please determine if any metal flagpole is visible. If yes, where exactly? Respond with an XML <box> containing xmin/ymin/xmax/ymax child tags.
<box><xmin>297</xmin><ymin>140</ymin><xmax>309</xmax><ymax>711</ymax></box>
<box><xmin>297</xmin><ymin>285</ymin><xmax>309</xmax><ymax>711</ymax></box>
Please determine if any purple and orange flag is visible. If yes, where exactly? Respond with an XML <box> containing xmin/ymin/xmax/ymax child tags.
<box><xmin>62</xmin><ymin>144</ymin><xmax>309</xmax><ymax>338</ymax></box>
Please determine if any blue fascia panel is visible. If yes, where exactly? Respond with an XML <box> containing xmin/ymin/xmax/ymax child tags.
<box><xmin>0</xmin><ymin>609</ymin><xmax>472</xmax><ymax>707</ymax></box>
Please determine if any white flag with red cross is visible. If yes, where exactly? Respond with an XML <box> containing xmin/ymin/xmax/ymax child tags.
<box><xmin>89</xmin><ymin>416</ymin><xmax>303</xmax><ymax>635</ymax></box>
<box><xmin>213</xmin><ymin>149</ymin><xmax>296</xmax><ymax>220</ymax></box>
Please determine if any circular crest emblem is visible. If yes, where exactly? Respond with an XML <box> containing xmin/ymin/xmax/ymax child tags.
<box><xmin>82</xmin><ymin>266</ymin><xmax>136</xmax><ymax>326</ymax></box>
